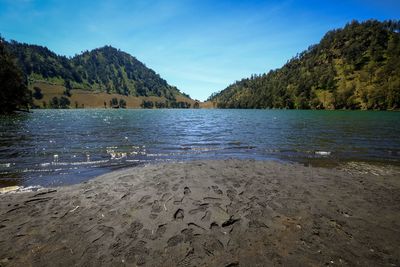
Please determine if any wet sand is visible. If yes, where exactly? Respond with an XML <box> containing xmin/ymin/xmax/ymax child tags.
<box><xmin>0</xmin><ymin>160</ymin><xmax>399</xmax><ymax>266</ymax></box>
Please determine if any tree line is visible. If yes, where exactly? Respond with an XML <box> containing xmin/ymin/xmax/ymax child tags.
<box><xmin>141</xmin><ymin>100</ymin><xmax>192</xmax><ymax>109</ymax></box>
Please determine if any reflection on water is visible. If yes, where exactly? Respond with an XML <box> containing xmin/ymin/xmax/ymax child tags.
<box><xmin>0</xmin><ymin>109</ymin><xmax>399</xmax><ymax>187</ymax></box>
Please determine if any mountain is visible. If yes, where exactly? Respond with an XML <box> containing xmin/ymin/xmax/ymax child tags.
<box><xmin>4</xmin><ymin>40</ymin><xmax>194</xmax><ymax>108</ymax></box>
<box><xmin>208</xmin><ymin>20</ymin><xmax>400</xmax><ymax>110</ymax></box>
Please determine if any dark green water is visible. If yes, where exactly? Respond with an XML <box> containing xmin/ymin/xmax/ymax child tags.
<box><xmin>0</xmin><ymin>109</ymin><xmax>399</xmax><ymax>187</ymax></box>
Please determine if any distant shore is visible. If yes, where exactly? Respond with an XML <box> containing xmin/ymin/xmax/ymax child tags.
<box><xmin>1</xmin><ymin>160</ymin><xmax>399</xmax><ymax>266</ymax></box>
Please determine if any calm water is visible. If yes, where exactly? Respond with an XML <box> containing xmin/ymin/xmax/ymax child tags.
<box><xmin>0</xmin><ymin>109</ymin><xmax>399</xmax><ymax>187</ymax></box>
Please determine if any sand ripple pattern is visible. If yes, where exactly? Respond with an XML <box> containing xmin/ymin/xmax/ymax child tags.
<box><xmin>1</xmin><ymin>160</ymin><xmax>400</xmax><ymax>266</ymax></box>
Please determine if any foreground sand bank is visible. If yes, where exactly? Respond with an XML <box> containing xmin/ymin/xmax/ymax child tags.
<box><xmin>0</xmin><ymin>160</ymin><xmax>399</xmax><ymax>266</ymax></box>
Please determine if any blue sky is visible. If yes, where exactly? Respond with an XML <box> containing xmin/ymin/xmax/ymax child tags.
<box><xmin>0</xmin><ymin>0</ymin><xmax>399</xmax><ymax>100</ymax></box>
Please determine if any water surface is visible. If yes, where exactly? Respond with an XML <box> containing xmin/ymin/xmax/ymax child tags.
<box><xmin>1</xmin><ymin>109</ymin><xmax>399</xmax><ymax>187</ymax></box>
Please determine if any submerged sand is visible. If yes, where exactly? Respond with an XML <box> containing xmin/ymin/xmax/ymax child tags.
<box><xmin>0</xmin><ymin>160</ymin><xmax>399</xmax><ymax>266</ymax></box>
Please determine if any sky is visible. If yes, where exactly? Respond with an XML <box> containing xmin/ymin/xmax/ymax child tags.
<box><xmin>0</xmin><ymin>0</ymin><xmax>399</xmax><ymax>101</ymax></box>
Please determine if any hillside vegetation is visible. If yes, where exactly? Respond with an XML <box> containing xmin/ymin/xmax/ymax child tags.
<box><xmin>0</xmin><ymin>38</ymin><xmax>31</xmax><ymax>113</ymax></box>
<box><xmin>209</xmin><ymin>20</ymin><xmax>400</xmax><ymax>110</ymax></box>
<box><xmin>4</xmin><ymin>40</ymin><xmax>193</xmax><ymax>108</ymax></box>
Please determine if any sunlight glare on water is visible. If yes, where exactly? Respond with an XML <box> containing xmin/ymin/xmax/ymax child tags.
<box><xmin>0</xmin><ymin>109</ymin><xmax>399</xmax><ymax>187</ymax></box>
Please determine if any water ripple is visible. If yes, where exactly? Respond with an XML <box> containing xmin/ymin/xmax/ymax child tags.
<box><xmin>0</xmin><ymin>109</ymin><xmax>399</xmax><ymax>187</ymax></box>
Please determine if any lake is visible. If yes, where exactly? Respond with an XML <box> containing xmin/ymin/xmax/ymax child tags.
<box><xmin>0</xmin><ymin>109</ymin><xmax>399</xmax><ymax>187</ymax></box>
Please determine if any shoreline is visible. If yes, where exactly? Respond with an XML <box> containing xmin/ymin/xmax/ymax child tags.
<box><xmin>2</xmin><ymin>156</ymin><xmax>400</xmax><ymax>190</ymax></box>
<box><xmin>1</xmin><ymin>159</ymin><xmax>399</xmax><ymax>266</ymax></box>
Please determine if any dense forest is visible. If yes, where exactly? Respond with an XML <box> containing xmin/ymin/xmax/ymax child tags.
<box><xmin>0</xmin><ymin>38</ymin><xmax>31</xmax><ymax>113</ymax></box>
<box><xmin>4</xmin><ymin>41</ymin><xmax>189</xmax><ymax>101</ymax></box>
<box><xmin>209</xmin><ymin>20</ymin><xmax>400</xmax><ymax>110</ymax></box>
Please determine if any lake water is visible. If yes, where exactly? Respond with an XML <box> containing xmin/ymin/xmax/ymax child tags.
<box><xmin>1</xmin><ymin>109</ymin><xmax>399</xmax><ymax>187</ymax></box>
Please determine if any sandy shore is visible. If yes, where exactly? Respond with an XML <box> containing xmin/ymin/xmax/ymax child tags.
<box><xmin>0</xmin><ymin>160</ymin><xmax>399</xmax><ymax>266</ymax></box>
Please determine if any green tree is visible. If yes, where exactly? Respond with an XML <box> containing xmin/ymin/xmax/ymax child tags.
<box><xmin>59</xmin><ymin>96</ymin><xmax>70</xmax><ymax>108</ymax></box>
<box><xmin>49</xmin><ymin>97</ymin><xmax>59</xmax><ymax>108</ymax></box>
<box><xmin>141</xmin><ymin>100</ymin><xmax>154</xmax><ymax>108</ymax></box>
<box><xmin>33</xmin><ymin>86</ymin><xmax>43</xmax><ymax>100</ymax></box>
<box><xmin>111</xmin><ymin>98</ymin><xmax>118</xmax><ymax>108</ymax></box>
<box><xmin>119</xmin><ymin>98</ymin><xmax>126</xmax><ymax>108</ymax></box>
<box><xmin>0</xmin><ymin>37</ymin><xmax>31</xmax><ymax>113</ymax></box>
<box><xmin>64</xmin><ymin>80</ymin><xmax>72</xmax><ymax>97</ymax></box>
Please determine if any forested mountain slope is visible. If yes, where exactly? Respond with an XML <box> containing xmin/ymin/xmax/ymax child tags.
<box><xmin>209</xmin><ymin>20</ymin><xmax>400</xmax><ymax>110</ymax></box>
<box><xmin>5</xmin><ymin>41</ymin><xmax>189</xmax><ymax>100</ymax></box>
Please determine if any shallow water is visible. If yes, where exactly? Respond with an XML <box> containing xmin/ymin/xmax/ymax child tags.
<box><xmin>0</xmin><ymin>109</ymin><xmax>399</xmax><ymax>187</ymax></box>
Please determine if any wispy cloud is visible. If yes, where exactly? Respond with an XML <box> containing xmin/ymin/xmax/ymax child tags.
<box><xmin>0</xmin><ymin>0</ymin><xmax>397</xmax><ymax>100</ymax></box>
